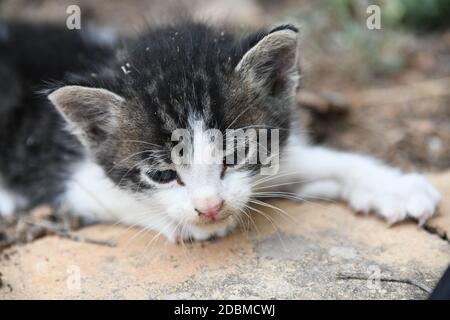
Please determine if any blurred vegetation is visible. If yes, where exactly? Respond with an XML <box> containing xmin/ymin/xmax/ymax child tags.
<box><xmin>276</xmin><ymin>0</ymin><xmax>449</xmax><ymax>85</ymax></box>
<box><xmin>384</xmin><ymin>0</ymin><xmax>450</xmax><ymax>31</ymax></box>
<box><xmin>323</xmin><ymin>0</ymin><xmax>450</xmax><ymax>31</ymax></box>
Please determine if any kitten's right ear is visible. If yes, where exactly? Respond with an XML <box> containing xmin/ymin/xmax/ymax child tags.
<box><xmin>236</xmin><ymin>25</ymin><xmax>299</xmax><ymax>97</ymax></box>
<box><xmin>48</xmin><ymin>85</ymin><xmax>125</xmax><ymax>148</ymax></box>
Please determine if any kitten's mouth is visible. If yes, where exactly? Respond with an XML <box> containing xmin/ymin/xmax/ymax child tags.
<box><xmin>196</xmin><ymin>212</ymin><xmax>233</xmax><ymax>226</ymax></box>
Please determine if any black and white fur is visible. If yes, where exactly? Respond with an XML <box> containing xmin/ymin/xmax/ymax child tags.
<box><xmin>0</xmin><ymin>21</ymin><xmax>441</xmax><ymax>242</ymax></box>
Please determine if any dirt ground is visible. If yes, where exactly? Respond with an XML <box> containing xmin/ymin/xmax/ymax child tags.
<box><xmin>0</xmin><ymin>0</ymin><xmax>449</xmax><ymax>299</ymax></box>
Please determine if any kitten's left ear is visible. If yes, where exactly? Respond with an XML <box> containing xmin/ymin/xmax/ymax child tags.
<box><xmin>236</xmin><ymin>25</ymin><xmax>299</xmax><ymax>97</ymax></box>
<box><xmin>48</xmin><ymin>85</ymin><xmax>125</xmax><ymax>148</ymax></box>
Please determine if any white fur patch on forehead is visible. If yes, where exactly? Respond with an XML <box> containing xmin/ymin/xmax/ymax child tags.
<box><xmin>187</xmin><ymin>116</ymin><xmax>222</xmax><ymax>167</ymax></box>
<box><xmin>177</xmin><ymin>116</ymin><xmax>224</xmax><ymax>205</ymax></box>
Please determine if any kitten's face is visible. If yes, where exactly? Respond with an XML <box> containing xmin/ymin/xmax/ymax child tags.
<box><xmin>49</xmin><ymin>25</ymin><xmax>299</xmax><ymax>236</ymax></box>
<box><xmin>110</xmin><ymin>114</ymin><xmax>257</xmax><ymax>231</ymax></box>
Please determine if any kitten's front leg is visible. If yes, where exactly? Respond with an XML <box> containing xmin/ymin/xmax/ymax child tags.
<box><xmin>282</xmin><ymin>139</ymin><xmax>441</xmax><ymax>225</ymax></box>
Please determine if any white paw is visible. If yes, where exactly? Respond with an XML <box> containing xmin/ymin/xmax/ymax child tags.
<box><xmin>347</xmin><ymin>173</ymin><xmax>441</xmax><ymax>226</ymax></box>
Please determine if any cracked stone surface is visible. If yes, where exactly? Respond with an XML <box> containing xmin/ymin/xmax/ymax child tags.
<box><xmin>0</xmin><ymin>172</ymin><xmax>449</xmax><ymax>299</ymax></box>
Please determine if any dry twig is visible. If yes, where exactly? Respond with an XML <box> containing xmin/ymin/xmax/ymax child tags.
<box><xmin>336</xmin><ymin>272</ymin><xmax>432</xmax><ymax>294</ymax></box>
<box><xmin>23</xmin><ymin>219</ymin><xmax>116</xmax><ymax>247</ymax></box>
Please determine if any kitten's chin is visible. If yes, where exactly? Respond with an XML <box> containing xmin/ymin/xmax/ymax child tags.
<box><xmin>180</xmin><ymin>215</ymin><xmax>238</xmax><ymax>242</ymax></box>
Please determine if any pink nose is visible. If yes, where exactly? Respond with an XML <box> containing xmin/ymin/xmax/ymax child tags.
<box><xmin>195</xmin><ymin>200</ymin><xmax>224</xmax><ymax>221</ymax></box>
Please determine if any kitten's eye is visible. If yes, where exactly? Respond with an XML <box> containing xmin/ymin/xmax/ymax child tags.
<box><xmin>148</xmin><ymin>170</ymin><xmax>177</xmax><ymax>184</ymax></box>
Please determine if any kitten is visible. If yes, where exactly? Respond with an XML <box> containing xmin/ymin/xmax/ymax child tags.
<box><xmin>0</xmin><ymin>21</ymin><xmax>441</xmax><ymax>242</ymax></box>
